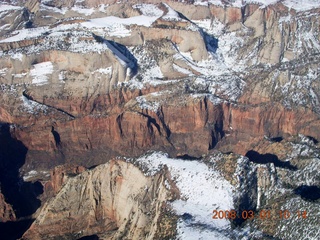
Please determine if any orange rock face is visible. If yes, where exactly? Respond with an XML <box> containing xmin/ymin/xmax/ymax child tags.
<box><xmin>5</xmin><ymin>87</ymin><xmax>319</xmax><ymax>172</ymax></box>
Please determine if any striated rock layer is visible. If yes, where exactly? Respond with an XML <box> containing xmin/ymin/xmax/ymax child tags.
<box><xmin>0</xmin><ymin>0</ymin><xmax>319</xmax><ymax>172</ymax></box>
<box><xmin>22</xmin><ymin>160</ymin><xmax>176</xmax><ymax>240</ymax></box>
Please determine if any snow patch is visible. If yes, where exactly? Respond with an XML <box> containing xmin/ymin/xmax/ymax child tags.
<box><xmin>21</xmin><ymin>95</ymin><xmax>48</xmax><ymax>114</ymax></box>
<box><xmin>71</xmin><ymin>6</ymin><xmax>94</xmax><ymax>16</ymax></box>
<box><xmin>83</xmin><ymin>15</ymin><xmax>159</xmax><ymax>29</ymax></box>
<box><xmin>136</xmin><ymin>152</ymin><xmax>235</xmax><ymax>239</ymax></box>
<box><xmin>40</xmin><ymin>4</ymin><xmax>67</xmax><ymax>14</ymax></box>
<box><xmin>206</xmin><ymin>0</ymin><xmax>320</xmax><ymax>12</ymax></box>
<box><xmin>0</xmin><ymin>4</ymin><xmax>22</xmax><ymax>12</ymax></box>
<box><xmin>59</xmin><ymin>71</ymin><xmax>66</xmax><ymax>82</ymax></box>
<box><xmin>23</xmin><ymin>170</ymin><xmax>50</xmax><ymax>181</ymax></box>
<box><xmin>98</xmin><ymin>4</ymin><xmax>108</xmax><ymax>13</ymax></box>
<box><xmin>162</xmin><ymin>3</ymin><xmax>182</xmax><ymax>21</ymax></box>
<box><xmin>136</xmin><ymin>95</ymin><xmax>160</xmax><ymax>112</ymax></box>
<box><xmin>11</xmin><ymin>52</ymin><xmax>23</xmax><ymax>61</ymax></box>
<box><xmin>173</xmin><ymin>64</ymin><xmax>193</xmax><ymax>75</ymax></box>
<box><xmin>0</xmin><ymin>68</ymin><xmax>7</xmax><ymax>75</ymax></box>
<box><xmin>93</xmin><ymin>67</ymin><xmax>113</xmax><ymax>75</ymax></box>
<box><xmin>30</xmin><ymin>61</ymin><xmax>53</xmax><ymax>85</ymax></box>
<box><xmin>194</xmin><ymin>0</ymin><xmax>209</xmax><ymax>6</ymax></box>
<box><xmin>12</xmin><ymin>72</ymin><xmax>27</xmax><ymax>78</ymax></box>
<box><xmin>0</xmin><ymin>27</ymin><xmax>49</xmax><ymax>43</ymax></box>
<box><xmin>283</xmin><ymin>0</ymin><xmax>320</xmax><ymax>12</ymax></box>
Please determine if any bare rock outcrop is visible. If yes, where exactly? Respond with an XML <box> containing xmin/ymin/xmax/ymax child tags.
<box><xmin>0</xmin><ymin>189</ymin><xmax>16</xmax><ymax>222</ymax></box>
<box><xmin>22</xmin><ymin>160</ymin><xmax>175</xmax><ymax>240</ymax></box>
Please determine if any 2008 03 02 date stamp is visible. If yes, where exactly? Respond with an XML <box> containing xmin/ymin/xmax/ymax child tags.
<box><xmin>212</xmin><ymin>209</ymin><xmax>307</xmax><ymax>220</ymax></box>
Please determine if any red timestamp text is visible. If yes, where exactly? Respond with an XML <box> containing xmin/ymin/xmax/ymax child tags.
<box><xmin>212</xmin><ymin>210</ymin><xmax>308</xmax><ymax>220</ymax></box>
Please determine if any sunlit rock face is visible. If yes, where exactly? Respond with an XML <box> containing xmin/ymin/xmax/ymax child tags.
<box><xmin>22</xmin><ymin>159</ymin><xmax>176</xmax><ymax>240</ymax></box>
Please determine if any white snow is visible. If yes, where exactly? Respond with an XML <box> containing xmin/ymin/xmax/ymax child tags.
<box><xmin>162</xmin><ymin>3</ymin><xmax>182</xmax><ymax>21</ymax></box>
<box><xmin>71</xmin><ymin>6</ymin><xmax>94</xmax><ymax>16</ymax></box>
<box><xmin>0</xmin><ymin>68</ymin><xmax>7</xmax><ymax>76</ymax></box>
<box><xmin>82</xmin><ymin>18</ymin><xmax>131</xmax><ymax>37</ymax></box>
<box><xmin>81</xmin><ymin>13</ymin><xmax>162</xmax><ymax>38</ymax></box>
<box><xmin>12</xmin><ymin>72</ymin><xmax>27</xmax><ymax>78</ymax></box>
<box><xmin>206</xmin><ymin>0</ymin><xmax>320</xmax><ymax>11</ymax></box>
<box><xmin>11</xmin><ymin>52</ymin><xmax>23</xmax><ymax>61</ymax></box>
<box><xmin>23</xmin><ymin>170</ymin><xmax>38</xmax><ymax>181</ymax></box>
<box><xmin>136</xmin><ymin>95</ymin><xmax>160</xmax><ymax>112</ymax></box>
<box><xmin>21</xmin><ymin>95</ymin><xmax>48</xmax><ymax>114</ymax></box>
<box><xmin>40</xmin><ymin>4</ymin><xmax>68</xmax><ymax>14</ymax></box>
<box><xmin>90</xmin><ymin>15</ymin><xmax>159</xmax><ymax>27</ymax></box>
<box><xmin>136</xmin><ymin>152</ymin><xmax>235</xmax><ymax>240</ymax></box>
<box><xmin>133</xmin><ymin>4</ymin><xmax>163</xmax><ymax>17</ymax></box>
<box><xmin>0</xmin><ymin>23</ymin><xmax>10</xmax><ymax>30</ymax></box>
<box><xmin>283</xmin><ymin>0</ymin><xmax>320</xmax><ymax>11</ymax></box>
<box><xmin>23</xmin><ymin>170</ymin><xmax>50</xmax><ymax>181</ymax></box>
<box><xmin>173</xmin><ymin>64</ymin><xmax>193</xmax><ymax>75</ymax></box>
<box><xmin>194</xmin><ymin>0</ymin><xmax>209</xmax><ymax>6</ymax></box>
<box><xmin>279</xmin><ymin>14</ymin><xmax>292</xmax><ymax>23</ymax></box>
<box><xmin>30</xmin><ymin>61</ymin><xmax>53</xmax><ymax>85</ymax></box>
<box><xmin>98</xmin><ymin>4</ymin><xmax>108</xmax><ymax>12</ymax></box>
<box><xmin>145</xmin><ymin>66</ymin><xmax>164</xmax><ymax>79</ymax></box>
<box><xmin>58</xmin><ymin>71</ymin><xmax>66</xmax><ymax>82</ymax></box>
<box><xmin>0</xmin><ymin>27</ymin><xmax>49</xmax><ymax>43</ymax></box>
<box><xmin>93</xmin><ymin>67</ymin><xmax>113</xmax><ymax>75</ymax></box>
<box><xmin>0</xmin><ymin>4</ymin><xmax>22</xmax><ymax>12</ymax></box>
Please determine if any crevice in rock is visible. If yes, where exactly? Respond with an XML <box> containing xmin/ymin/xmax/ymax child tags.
<box><xmin>116</xmin><ymin>113</ymin><xmax>124</xmax><ymax>137</ymax></box>
<box><xmin>269</xmin><ymin>136</ymin><xmax>283</xmax><ymax>142</ymax></box>
<box><xmin>51</xmin><ymin>126</ymin><xmax>61</xmax><ymax>147</ymax></box>
<box><xmin>138</xmin><ymin>112</ymin><xmax>161</xmax><ymax>135</ymax></box>
<box><xmin>22</xmin><ymin>90</ymin><xmax>75</xmax><ymax>119</ymax></box>
<box><xmin>157</xmin><ymin>107</ymin><xmax>171</xmax><ymax>138</ymax></box>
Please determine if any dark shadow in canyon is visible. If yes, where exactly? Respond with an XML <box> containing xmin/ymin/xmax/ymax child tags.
<box><xmin>245</xmin><ymin>150</ymin><xmax>297</xmax><ymax>171</ymax></box>
<box><xmin>269</xmin><ymin>136</ymin><xmax>283</xmax><ymax>142</ymax></box>
<box><xmin>51</xmin><ymin>126</ymin><xmax>61</xmax><ymax>147</ymax></box>
<box><xmin>0</xmin><ymin>219</ymin><xmax>34</xmax><ymax>240</ymax></box>
<box><xmin>294</xmin><ymin>185</ymin><xmax>320</xmax><ymax>202</ymax></box>
<box><xmin>306</xmin><ymin>136</ymin><xmax>319</xmax><ymax>144</ymax></box>
<box><xmin>77</xmin><ymin>234</ymin><xmax>100</xmax><ymax>240</ymax></box>
<box><xmin>176</xmin><ymin>154</ymin><xmax>201</xmax><ymax>160</ymax></box>
<box><xmin>0</xmin><ymin>123</ymin><xmax>43</xmax><ymax>237</ymax></box>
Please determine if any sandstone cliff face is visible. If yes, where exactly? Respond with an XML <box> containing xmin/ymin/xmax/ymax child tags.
<box><xmin>22</xmin><ymin>160</ymin><xmax>175</xmax><ymax>240</ymax></box>
<box><xmin>0</xmin><ymin>1</ymin><xmax>318</xmax><ymax>169</ymax></box>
